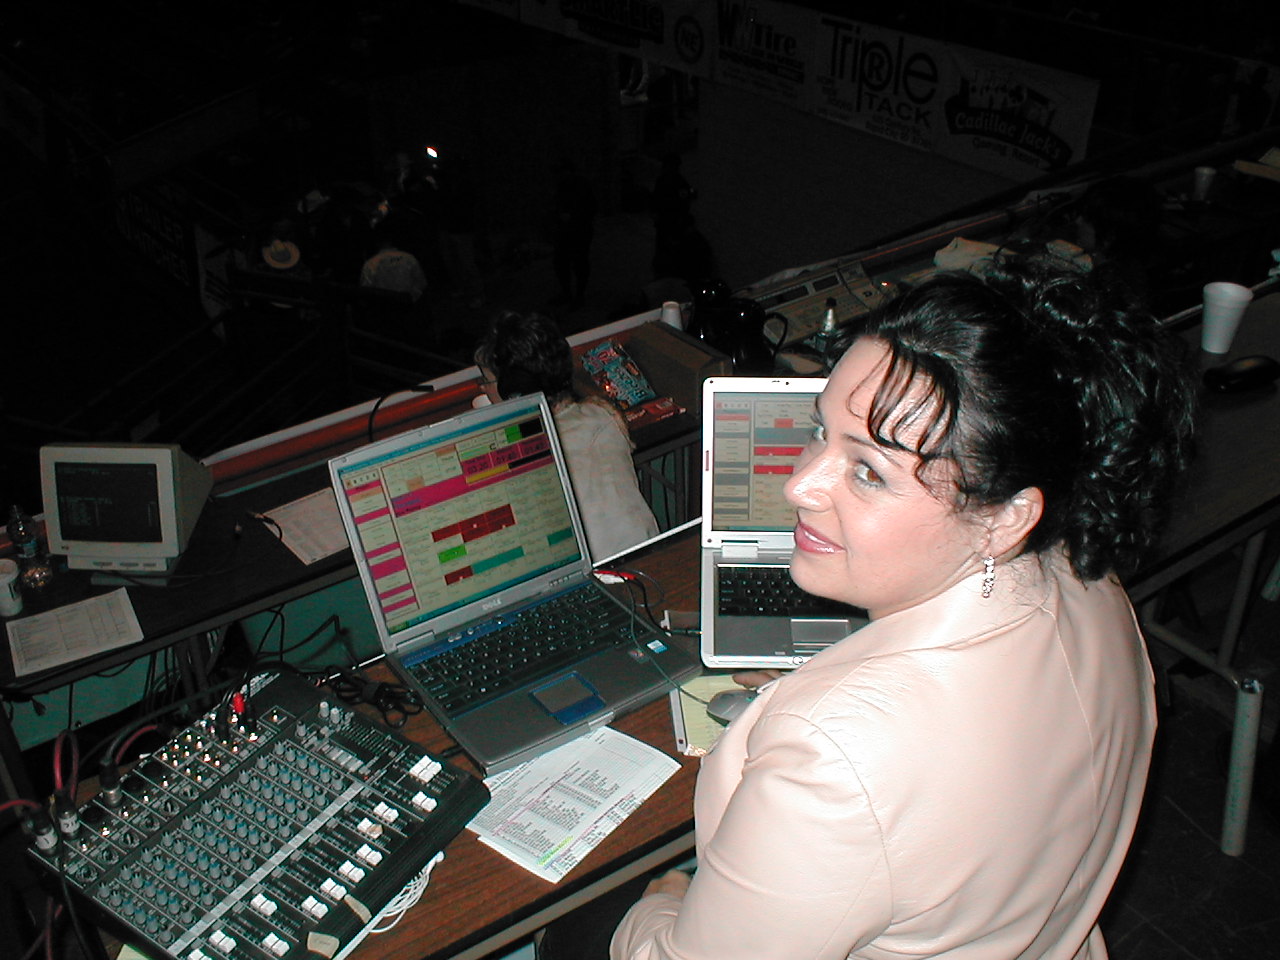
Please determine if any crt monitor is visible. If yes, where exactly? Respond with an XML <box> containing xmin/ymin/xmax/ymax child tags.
<box><xmin>39</xmin><ymin>443</ymin><xmax>214</xmax><ymax>574</ymax></box>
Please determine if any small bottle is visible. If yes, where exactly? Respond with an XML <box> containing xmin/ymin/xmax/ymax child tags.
<box><xmin>821</xmin><ymin>298</ymin><xmax>839</xmax><ymax>336</ymax></box>
<box><xmin>7</xmin><ymin>505</ymin><xmax>38</xmax><ymax>560</ymax></box>
<box><xmin>812</xmin><ymin>298</ymin><xmax>839</xmax><ymax>361</ymax></box>
<box><xmin>8</xmin><ymin>504</ymin><xmax>54</xmax><ymax>596</ymax></box>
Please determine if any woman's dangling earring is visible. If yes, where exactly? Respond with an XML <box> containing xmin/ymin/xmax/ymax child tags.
<box><xmin>981</xmin><ymin>556</ymin><xmax>996</xmax><ymax>599</ymax></box>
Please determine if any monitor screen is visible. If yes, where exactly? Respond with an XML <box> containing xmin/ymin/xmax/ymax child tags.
<box><xmin>709</xmin><ymin>391</ymin><xmax>818</xmax><ymax>531</ymax></box>
<box><xmin>52</xmin><ymin>461</ymin><xmax>164</xmax><ymax>544</ymax></box>
<box><xmin>333</xmin><ymin>400</ymin><xmax>581</xmax><ymax>638</ymax></box>
<box><xmin>40</xmin><ymin>443</ymin><xmax>213</xmax><ymax>574</ymax></box>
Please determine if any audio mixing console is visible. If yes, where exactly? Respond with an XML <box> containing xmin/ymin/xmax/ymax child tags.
<box><xmin>28</xmin><ymin>673</ymin><xmax>489</xmax><ymax>960</ymax></box>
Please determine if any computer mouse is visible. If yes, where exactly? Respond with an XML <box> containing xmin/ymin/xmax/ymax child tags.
<box><xmin>1203</xmin><ymin>355</ymin><xmax>1280</xmax><ymax>394</ymax></box>
<box><xmin>707</xmin><ymin>688</ymin><xmax>757</xmax><ymax>725</ymax></box>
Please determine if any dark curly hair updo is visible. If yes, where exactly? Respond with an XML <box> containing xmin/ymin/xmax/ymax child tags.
<box><xmin>855</xmin><ymin>257</ymin><xmax>1196</xmax><ymax>582</ymax></box>
<box><xmin>474</xmin><ymin>311</ymin><xmax>576</xmax><ymax>404</ymax></box>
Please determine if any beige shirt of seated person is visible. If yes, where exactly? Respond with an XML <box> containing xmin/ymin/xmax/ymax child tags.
<box><xmin>554</xmin><ymin>398</ymin><xmax>659</xmax><ymax>563</ymax></box>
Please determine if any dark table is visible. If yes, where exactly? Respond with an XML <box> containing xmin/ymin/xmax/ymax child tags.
<box><xmin>0</xmin><ymin>392</ymin><xmax>703</xmax><ymax>803</ymax></box>
<box><xmin>1128</xmin><ymin>289</ymin><xmax>1280</xmax><ymax>855</ymax></box>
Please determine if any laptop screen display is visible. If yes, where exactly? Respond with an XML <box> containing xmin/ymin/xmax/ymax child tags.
<box><xmin>334</xmin><ymin>404</ymin><xmax>582</xmax><ymax>636</ymax></box>
<box><xmin>710</xmin><ymin>392</ymin><xmax>817</xmax><ymax>531</ymax></box>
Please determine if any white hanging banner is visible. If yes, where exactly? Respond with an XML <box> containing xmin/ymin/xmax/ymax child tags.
<box><xmin>800</xmin><ymin>10</ymin><xmax>1098</xmax><ymax>177</ymax></box>
<box><xmin>454</xmin><ymin>1</ymin><xmax>1100</xmax><ymax>178</ymax></box>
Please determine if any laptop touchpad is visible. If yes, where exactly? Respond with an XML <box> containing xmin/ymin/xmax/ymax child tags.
<box><xmin>792</xmin><ymin>618</ymin><xmax>854</xmax><ymax>643</ymax></box>
<box><xmin>531</xmin><ymin>673</ymin><xmax>606</xmax><ymax>725</ymax></box>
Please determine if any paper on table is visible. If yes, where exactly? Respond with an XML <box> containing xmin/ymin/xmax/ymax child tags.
<box><xmin>261</xmin><ymin>488</ymin><xmax>350</xmax><ymax>565</ymax></box>
<box><xmin>7</xmin><ymin>588</ymin><xmax>144</xmax><ymax>676</ymax></box>
<box><xmin>670</xmin><ymin>673</ymin><xmax>743</xmax><ymax>756</ymax></box>
<box><xmin>468</xmin><ymin>726</ymin><xmax>680</xmax><ymax>883</ymax></box>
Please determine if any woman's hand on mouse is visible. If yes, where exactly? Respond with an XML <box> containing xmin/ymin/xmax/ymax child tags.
<box><xmin>732</xmin><ymin>670</ymin><xmax>785</xmax><ymax>689</ymax></box>
<box><xmin>643</xmin><ymin>869</ymin><xmax>692</xmax><ymax>901</ymax></box>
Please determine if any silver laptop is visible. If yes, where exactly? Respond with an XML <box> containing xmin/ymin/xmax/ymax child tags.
<box><xmin>329</xmin><ymin>392</ymin><xmax>699</xmax><ymax>774</ymax></box>
<box><xmin>699</xmin><ymin>377</ymin><xmax>867</xmax><ymax>669</ymax></box>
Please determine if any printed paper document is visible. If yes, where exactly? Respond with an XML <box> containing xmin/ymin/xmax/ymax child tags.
<box><xmin>469</xmin><ymin>727</ymin><xmax>680</xmax><ymax>882</ymax></box>
<box><xmin>7</xmin><ymin>589</ymin><xmax>144</xmax><ymax>676</ymax></box>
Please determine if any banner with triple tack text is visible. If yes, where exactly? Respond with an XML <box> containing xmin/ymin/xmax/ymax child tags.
<box><xmin>448</xmin><ymin>0</ymin><xmax>1098</xmax><ymax>178</ymax></box>
<box><xmin>804</xmin><ymin>9</ymin><xmax>1098</xmax><ymax>177</ymax></box>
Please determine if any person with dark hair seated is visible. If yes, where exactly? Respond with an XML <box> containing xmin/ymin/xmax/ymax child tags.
<box><xmin>360</xmin><ymin>216</ymin><xmax>428</xmax><ymax>303</ymax></box>
<box><xmin>475</xmin><ymin>311</ymin><xmax>659</xmax><ymax>562</ymax></box>
<box><xmin>542</xmin><ymin>259</ymin><xmax>1195</xmax><ymax>960</ymax></box>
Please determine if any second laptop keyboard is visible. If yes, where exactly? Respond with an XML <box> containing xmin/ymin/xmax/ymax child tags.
<box><xmin>407</xmin><ymin>585</ymin><xmax>640</xmax><ymax>714</ymax></box>
<box><xmin>718</xmin><ymin>564</ymin><xmax>862</xmax><ymax>618</ymax></box>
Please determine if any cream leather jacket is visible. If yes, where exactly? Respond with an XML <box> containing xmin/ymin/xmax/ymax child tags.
<box><xmin>613</xmin><ymin>550</ymin><xmax>1155</xmax><ymax>960</ymax></box>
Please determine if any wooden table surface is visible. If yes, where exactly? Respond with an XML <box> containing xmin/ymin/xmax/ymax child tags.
<box><xmin>349</xmin><ymin>532</ymin><xmax>704</xmax><ymax>960</ymax></box>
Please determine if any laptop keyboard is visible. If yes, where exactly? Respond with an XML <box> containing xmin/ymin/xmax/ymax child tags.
<box><xmin>718</xmin><ymin>565</ymin><xmax>860</xmax><ymax>617</ymax></box>
<box><xmin>408</xmin><ymin>585</ymin><xmax>642</xmax><ymax>714</ymax></box>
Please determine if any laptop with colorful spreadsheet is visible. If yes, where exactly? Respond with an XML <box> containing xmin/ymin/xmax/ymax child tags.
<box><xmin>699</xmin><ymin>377</ymin><xmax>867</xmax><ymax>669</ymax></box>
<box><xmin>329</xmin><ymin>392</ymin><xmax>698</xmax><ymax>774</ymax></box>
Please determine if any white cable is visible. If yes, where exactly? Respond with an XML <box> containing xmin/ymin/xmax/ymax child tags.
<box><xmin>369</xmin><ymin>852</ymin><xmax>446</xmax><ymax>933</ymax></box>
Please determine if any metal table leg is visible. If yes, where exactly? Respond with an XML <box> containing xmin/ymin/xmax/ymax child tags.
<box><xmin>1141</xmin><ymin>611</ymin><xmax>1266</xmax><ymax>855</ymax></box>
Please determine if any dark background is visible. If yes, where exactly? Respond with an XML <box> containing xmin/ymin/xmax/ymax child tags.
<box><xmin>2</xmin><ymin>1</ymin><xmax>1277</xmax><ymax>507</ymax></box>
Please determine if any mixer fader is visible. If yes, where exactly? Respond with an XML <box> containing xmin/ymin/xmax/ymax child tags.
<box><xmin>28</xmin><ymin>673</ymin><xmax>490</xmax><ymax>960</ymax></box>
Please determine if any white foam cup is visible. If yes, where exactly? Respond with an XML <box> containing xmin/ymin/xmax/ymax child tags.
<box><xmin>0</xmin><ymin>558</ymin><xmax>22</xmax><ymax>617</ymax></box>
<box><xmin>1201</xmin><ymin>282</ymin><xmax>1253</xmax><ymax>353</ymax></box>
<box><xmin>661</xmin><ymin>300</ymin><xmax>684</xmax><ymax>330</ymax></box>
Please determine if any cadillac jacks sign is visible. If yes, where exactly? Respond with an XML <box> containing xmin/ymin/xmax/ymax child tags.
<box><xmin>810</xmin><ymin>11</ymin><xmax>1095</xmax><ymax>176</ymax></box>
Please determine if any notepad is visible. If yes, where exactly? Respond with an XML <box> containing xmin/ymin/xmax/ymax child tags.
<box><xmin>669</xmin><ymin>674</ymin><xmax>744</xmax><ymax>756</ymax></box>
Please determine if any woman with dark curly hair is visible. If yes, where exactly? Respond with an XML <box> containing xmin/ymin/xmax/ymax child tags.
<box><xmin>475</xmin><ymin>311</ymin><xmax>659</xmax><ymax>562</ymax></box>
<box><xmin>594</xmin><ymin>260</ymin><xmax>1195</xmax><ymax>960</ymax></box>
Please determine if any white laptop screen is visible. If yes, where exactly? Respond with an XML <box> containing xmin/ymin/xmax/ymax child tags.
<box><xmin>709</xmin><ymin>391</ymin><xmax>820</xmax><ymax>532</ymax></box>
<box><xmin>333</xmin><ymin>402</ymin><xmax>582</xmax><ymax>637</ymax></box>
